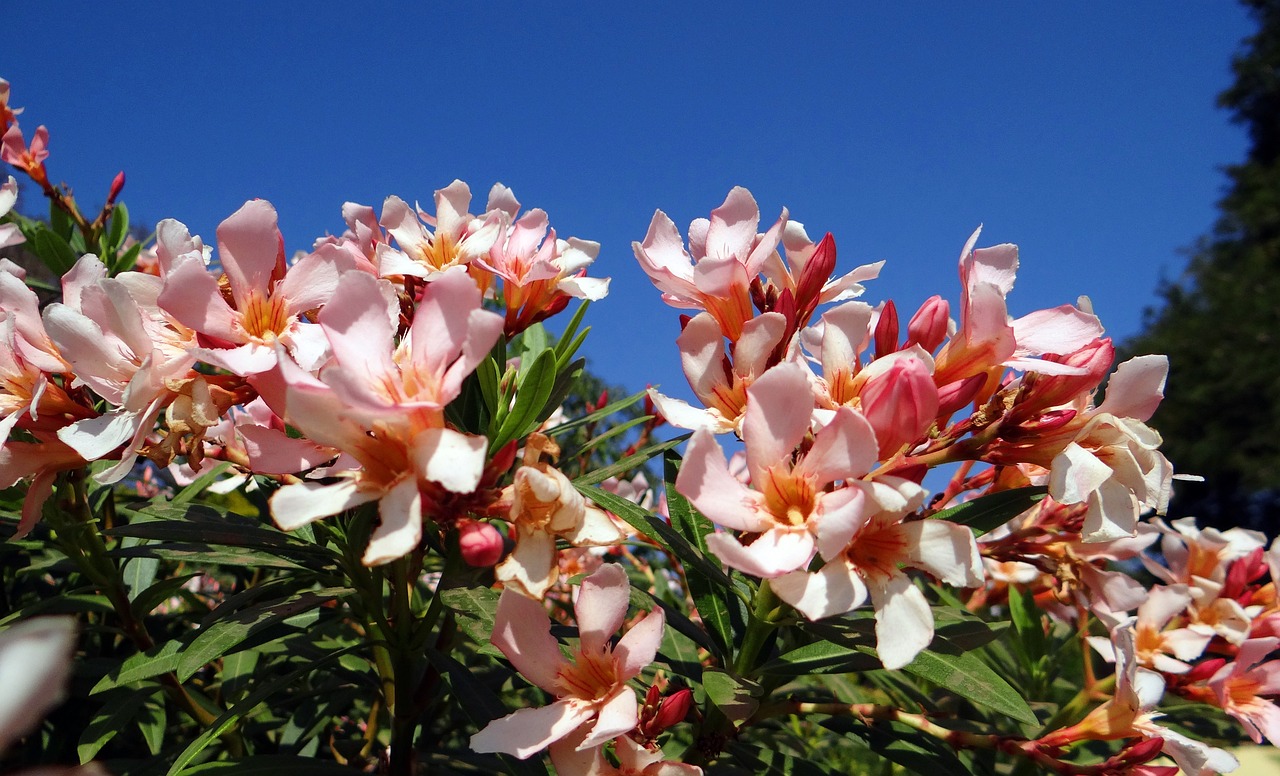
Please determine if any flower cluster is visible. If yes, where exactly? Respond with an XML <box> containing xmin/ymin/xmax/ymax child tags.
<box><xmin>1</xmin><ymin>78</ymin><xmax>1272</xmax><ymax>775</ymax></box>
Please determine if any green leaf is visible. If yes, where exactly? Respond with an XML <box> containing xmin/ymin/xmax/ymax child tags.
<box><xmin>166</xmin><ymin>646</ymin><xmax>363</xmax><ymax>775</ymax></box>
<box><xmin>544</xmin><ymin>388</ymin><xmax>649</xmax><ymax>438</ymax></box>
<box><xmin>553</xmin><ymin>301</ymin><xmax>590</xmax><ymax>362</ymax></box>
<box><xmin>175</xmin><ymin>756</ymin><xmax>360</xmax><ymax>775</ymax></box>
<box><xmin>493</xmin><ymin>348</ymin><xmax>557</xmax><ymax>449</ymax></box>
<box><xmin>759</xmin><ymin>640</ymin><xmax>883</xmax><ymax>677</ymax></box>
<box><xmin>929</xmin><ymin>486</ymin><xmax>1048</xmax><ymax>536</ymax></box>
<box><xmin>701</xmin><ymin>669</ymin><xmax>759</xmax><ymax>722</ymax></box>
<box><xmin>476</xmin><ymin>355</ymin><xmax>501</xmax><ymax>415</ymax></box>
<box><xmin>662</xmin><ymin>451</ymin><xmax>736</xmax><ymax>659</ymax></box>
<box><xmin>439</xmin><ymin>584</ymin><xmax>501</xmax><ymax>654</ymax></box>
<box><xmin>575</xmin><ymin>414</ymin><xmax>654</xmax><ymax>456</ymax></box>
<box><xmin>136</xmin><ymin>696</ymin><xmax>167</xmax><ymax>756</ymax></box>
<box><xmin>106</xmin><ymin>202</ymin><xmax>129</xmax><ymax>253</ymax></box>
<box><xmin>121</xmin><ymin>541</ymin><xmax>159</xmax><ymax>602</ymax></box>
<box><xmin>78</xmin><ymin>685</ymin><xmax>164</xmax><ymax>762</ymax></box>
<box><xmin>577</xmin><ymin>485</ymin><xmax>736</xmax><ymax>593</ymax></box>
<box><xmin>898</xmin><ymin>641</ymin><xmax>1038</xmax><ymax>725</ymax></box>
<box><xmin>92</xmin><ymin>641</ymin><xmax>184</xmax><ymax>694</ymax></box>
<box><xmin>177</xmin><ymin>590</ymin><xmax>341</xmax><ymax>682</ymax></box>
<box><xmin>33</xmin><ymin>228</ymin><xmax>80</xmax><ymax>275</ymax></box>
<box><xmin>49</xmin><ymin>200</ymin><xmax>74</xmax><ymax>240</ymax></box>
<box><xmin>115</xmin><ymin>241</ymin><xmax>143</xmax><ymax>274</ymax></box>
<box><xmin>573</xmin><ymin>434</ymin><xmax>688</xmax><ymax>487</ymax></box>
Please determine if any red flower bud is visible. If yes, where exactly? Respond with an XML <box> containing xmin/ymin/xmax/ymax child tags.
<box><xmin>458</xmin><ymin>521</ymin><xmax>505</xmax><ymax>567</ymax></box>
<box><xmin>648</xmin><ymin>687</ymin><xmax>693</xmax><ymax>734</ymax></box>
<box><xmin>873</xmin><ymin>300</ymin><xmax>899</xmax><ymax>359</ymax></box>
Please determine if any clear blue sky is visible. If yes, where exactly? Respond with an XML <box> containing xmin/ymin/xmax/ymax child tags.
<box><xmin>2</xmin><ymin>3</ymin><xmax>1254</xmax><ymax>407</ymax></box>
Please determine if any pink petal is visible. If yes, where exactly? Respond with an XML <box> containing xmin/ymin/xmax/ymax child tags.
<box><xmin>469</xmin><ymin>699</ymin><xmax>591</xmax><ymax>759</ymax></box>
<box><xmin>0</xmin><ymin>617</ymin><xmax>77</xmax><ymax>754</ymax></box>
<box><xmin>734</xmin><ymin>312</ymin><xmax>788</xmax><ymax>377</ymax></box>
<box><xmin>614</xmin><ymin>608</ymin><xmax>665</xmax><ymax>681</ymax></box>
<box><xmin>705</xmin><ymin>187</ymin><xmax>759</xmax><ymax>264</ymax></box>
<box><xmin>217</xmin><ymin>199</ymin><xmax>283</xmax><ymax>308</ymax></box>
<box><xmin>575</xmin><ymin>563</ymin><xmax>629</xmax><ymax>655</ymax></box>
<box><xmin>675</xmin><ymin>429</ymin><xmax>766</xmax><ymax>532</ymax></box>
<box><xmin>800</xmin><ymin>407</ymin><xmax>878</xmax><ymax>485</ymax></box>
<box><xmin>705</xmin><ymin>527</ymin><xmax>814</xmax><ymax>578</ymax></box>
<box><xmin>1012</xmin><ymin>305</ymin><xmax>1103</xmax><ymax>358</ymax></box>
<box><xmin>495</xmin><ymin>528</ymin><xmax>558</xmax><ymax>600</ymax></box>
<box><xmin>278</xmin><ymin>251</ymin><xmax>349</xmax><ymax>314</ymax></box>
<box><xmin>901</xmin><ymin>520</ymin><xmax>982</xmax><ymax>587</ymax></box>
<box><xmin>578</xmin><ymin>686</ymin><xmax>638</xmax><ymax>750</ymax></box>
<box><xmin>271</xmin><ymin>479</ymin><xmax>378</xmax><ymax>531</ymax></box>
<box><xmin>318</xmin><ymin>271</ymin><xmax>398</xmax><ymax>380</ymax></box>
<box><xmin>412</xmin><ymin>427</ymin><xmax>487</xmax><ymax>493</ymax></box>
<box><xmin>743</xmin><ymin>362</ymin><xmax>814</xmax><ymax>482</ymax></box>
<box><xmin>361</xmin><ymin>477</ymin><xmax>422</xmax><ymax>565</ymax></box>
<box><xmin>491</xmin><ymin>587</ymin><xmax>565</xmax><ymax>694</ymax></box>
<box><xmin>773</xmin><ymin>559</ymin><xmax>868</xmax><ymax>621</ymax></box>
<box><xmin>158</xmin><ymin>256</ymin><xmax>239</xmax><ymax>342</ymax></box>
<box><xmin>868</xmin><ymin>572</ymin><xmax>933</xmax><ymax>670</ymax></box>
<box><xmin>238</xmin><ymin>424</ymin><xmax>334</xmax><ymax>474</ymax></box>
<box><xmin>1097</xmin><ymin>355</ymin><xmax>1168</xmax><ymax>422</ymax></box>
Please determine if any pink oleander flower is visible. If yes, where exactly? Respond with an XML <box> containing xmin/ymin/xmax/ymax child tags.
<box><xmin>933</xmin><ymin>227</ymin><xmax>1102</xmax><ymax>387</ymax></box>
<box><xmin>157</xmin><ymin>200</ymin><xmax>352</xmax><ymax>375</ymax></box>
<box><xmin>0</xmin><ymin>123</ymin><xmax>49</xmax><ymax>181</ymax></box>
<box><xmin>857</xmin><ymin>347</ymin><xmax>940</xmax><ymax>458</ymax></box>
<box><xmin>0</xmin><ymin>435</ymin><xmax>85</xmax><ymax>537</ymax></box>
<box><xmin>677</xmin><ymin>361</ymin><xmax>881</xmax><ymax>578</ymax></box>
<box><xmin>42</xmin><ymin>255</ymin><xmax>199</xmax><ymax>483</ymax></box>
<box><xmin>1048</xmin><ymin>357</ymin><xmax>1174</xmax><ymax>542</ymax></box>
<box><xmin>1209</xmin><ymin>637</ymin><xmax>1280</xmax><ymax>744</ymax></box>
<box><xmin>266</xmin><ymin>270</ymin><xmax>499</xmax><ymax>565</ymax></box>
<box><xmin>1043</xmin><ymin>619</ymin><xmax>1239</xmax><ymax>774</ymax></box>
<box><xmin>760</xmin><ymin>222</ymin><xmax>883</xmax><ymax>334</ymax></box>
<box><xmin>647</xmin><ymin>310</ymin><xmax>790</xmax><ymax>434</ymax></box>
<box><xmin>471</xmin><ymin>563</ymin><xmax>665</xmax><ymax>759</ymax></box>
<box><xmin>0</xmin><ymin>176</ymin><xmax>23</xmax><ymax>250</ymax></box>
<box><xmin>1089</xmin><ymin>584</ymin><xmax>1211</xmax><ymax>674</ymax></box>
<box><xmin>375</xmin><ymin>180</ymin><xmax>501</xmax><ymax>280</ymax></box>
<box><xmin>496</xmin><ymin>462</ymin><xmax>627</xmax><ymax>600</ymax></box>
<box><xmin>633</xmin><ymin>187</ymin><xmax>786</xmax><ymax>341</ymax></box>
<box><xmin>475</xmin><ymin>183</ymin><xmax>610</xmax><ymax>336</ymax></box>
<box><xmin>0</xmin><ymin>79</ymin><xmax>20</xmax><ymax>131</ymax></box>
<box><xmin>772</xmin><ymin>476</ymin><xmax>983</xmax><ymax>669</ymax></box>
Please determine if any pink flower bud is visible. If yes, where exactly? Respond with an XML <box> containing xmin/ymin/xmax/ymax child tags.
<box><xmin>936</xmin><ymin>373</ymin><xmax>987</xmax><ymax>418</ymax></box>
<box><xmin>906</xmin><ymin>295</ymin><xmax>949</xmax><ymax>352</ymax></box>
<box><xmin>108</xmin><ymin>170</ymin><xmax>126</xmax><ymax>203</ymax></box>
<box><xmin>1017</xmin><ymin>338</ymin><xmax>1114</xmax><ymax>416</ymax></box>
<box><xmin>648</xmin><ymin>687</ymin><xmax>693</xmax><ymax>734</ymax></box>
<box><xmin>873</xmin><ymin>300</ymin><xmax>899</xmax><ymax>359</ymax></box>
<box><xmin>458</xmin><ymin>521</ymin><xmax>505</xmax><ymax>567</ymax></box>
<box><xmin>859</xmin><ymin>355</ymin><xmax>938</xmax><ymax>457</ymax></box>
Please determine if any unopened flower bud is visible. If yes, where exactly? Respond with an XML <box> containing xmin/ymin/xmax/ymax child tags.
<box><xmin>458</xmin><ymin>521</ymin><xmax>505</xmax><ymax>567</ymax></box>
<box><xmin>906</xmin><ymin>295</ymin><xmax>949</xmax><ymax>353</ymax></box>
<box><xmin>873</xmin><ymin>300</ymin><xmax>899</xmax><ymax>359</ymax></box>
<box><xmin>108</xmin><ymin>170</ymin><xmax>126</xmax><ymax>203</ymax></box>
<box><xmin>859</xmin><ymin>353</ymin><xmax>938</xmax><ymax>457</ymax></box>
<box><xmin>648</xmin><ymin>687</ymin><xmax>693</xmax><ymax>734</ymax></box>
<box><xmin>936</xmin><ymin>373</ymin><xmax>987</xmax><ymax>418</ymax></box>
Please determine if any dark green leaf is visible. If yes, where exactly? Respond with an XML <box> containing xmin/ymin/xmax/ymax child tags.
<box><xmin>33</xmin><ymin>228</ymin><xmax>80</xmax><ymax>275</ymax></box>
<box><xmin>78</xmin><ymin>685</ymin><xmax>164</xmax><ymax>762</ymax></box>
<box><xmin>92</xmin><ymin>641</ymin><xmax>183</xmax><ymax>694</ymax></box>
<box><xmin>175</xmin><ymin>755</ymin><xmax>360</xmax><ymax>775</ymax></box>
<box><xmin>166</xmin><ymin>646</ymin><xmax>363</xmax><ymax>774</ymax></box>
<box><xmin>929</xmin><ymin>486</ymin><xmax>1048</xmax><ymax>536</ymax></box>
<box><xmin>662</xmin><ymin>451</ymin><xmax>736</xmax><ymax>660</ymax></box>
<box><xmin>759</xmin><ymin>640</ymin><xmax>883</xmax><ymax>677</ymax></box>
<box><xmin>177</xmin><ymin>590</ymin><xmax>341</xmax><ymax>682</ymax></box>
<box><xmin>493</xmin><ymin>348</ymin><xmax>557</xmax><ymax>449</ymax></box>
<box><xmin>544</xmin><ymin>388</ymin><xmax>649</xmax><ymax>438</ymax></box>
<box><xmin>898</xmin><ymin>641</ymin><xmax>1038</xmax><ymax>725</ymax></box>
<box><xmin>701</xmin><ymin>669</ymin><xmax>759</xmax><ymax>722</ymax></box>
<box><xmin>572</xmin><ymin>434</ymin><xmax>688</xmax><ymax>487</ymax></box>
<box><xmin>107</xmin><ymin>202</ymin><xmax>130</xmax><ymax>253</ymax></box>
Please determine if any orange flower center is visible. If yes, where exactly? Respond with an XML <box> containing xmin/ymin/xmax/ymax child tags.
<box><xmin>554</xmin><ymin>646</ymin><xmax>617</xmax><ymax>701</ymax></box>
<box><xmin>239</xmin><ymin>291</ymin><xmax>290</xmax><ymax>342</ymax></box>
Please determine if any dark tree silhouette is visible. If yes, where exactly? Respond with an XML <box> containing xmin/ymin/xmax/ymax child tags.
<box><xmin>1122</xmin><ymin>0</ymin><xmax>1280</xmax><ymax>532</ymax></box>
